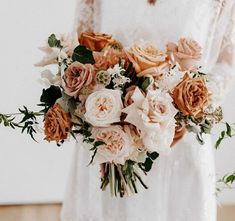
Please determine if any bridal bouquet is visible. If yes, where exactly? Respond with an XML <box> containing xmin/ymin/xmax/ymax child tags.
<box><xmin>1</xmin><ymin>32</ymin><xmax>233</xmax><ymax>197</ymax></box>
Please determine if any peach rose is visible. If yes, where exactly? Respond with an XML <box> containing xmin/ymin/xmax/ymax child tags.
<box><xmin>44</xmin><ymin>103</ymin><xmax>72</xmax><ymax>143</ymax></box>
<box><xmin>167</xmin><ymin>38</ymin><xmax>202</xmax><ymax>71</ymax></box>
<box><xmin>91</xmin><ymin>126</ymin><xmax>133</xmax><ymax>165</ymax></box>
<box><xmin>94</xmin><ymin>48</ymin><xmax>128</xmax><ymax>70</ymax></box>
<box><xmin>79</xmin><ymin>32</ymin><xmax>114</xmax><ymax>52</ymax></box>
<box><xmin>126</xmin><ymin>40</ymin><xmax>168</xmax><ymax>77</ymax></box>
<box><xmin>172</xmin><ymin>73</ymin><xmax>208</xmax><ymax>117</ymax></box>
<box><xmin>63</xmin><ymin>62</ymin><xmax>95</xmax><ymax>98</ymax></box>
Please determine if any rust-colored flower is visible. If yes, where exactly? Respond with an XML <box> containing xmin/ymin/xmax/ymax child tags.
<box><xmin>44</xmin><ymin>103</ymin><xmax>72</xmax><ymax>143</ymax></box>
<box><xmin>167</xmin><ymin>38</ymin><xmax>202</xmax><ymax>71</ymax></box>
<box><xmin>94</xmin><ymin>48</ymin><xmax>128</xmax><ymax>70</ymax></box>
<box><xmin>79</xmin><ymin>32</ymin><xmax>114</xmax><ymax>51</ymax></box>
<box><xmin>172</xmin><ymin>73</ymin><xmax>208</xmax><ymax>117</ymax></box>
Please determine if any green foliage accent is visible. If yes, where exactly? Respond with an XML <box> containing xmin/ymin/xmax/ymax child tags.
<box><xmin>141</xmin><ymin>77</ymin><xmax>152</xmax><ymax>91</ymax></box>
<box><xmin>0</xmin><ymin>106</ymin><xmax>43</xmax><ymax>141</ymax></box>
<box><xmin>38</xmin><ymin>85</ymin><xmax>62</xmax><ymax>113</ymax></box>
<box><xmin>72</xmin><ymin>116</ymin><xmax>105</xmax><ymax>165</ymax></box>
<box><xmin>139</xmin><ymin>152</ymin><xmax>159</xmax><ymax>172</ymax></box>
<box><xmin>0</xmin><ymin>114</ymin><xmax>20</xmax><ymax>129</ymax></box>
<box><xmin>72</xmin><ymin>45</ymin><xmax>95</xmax><ymax>64</ymax></box>
<box><xmin>215</xmin><ymin>122</ymin><xmax>234</xmax><ymax>149</ymax></box>
<box><xmin>48</xmin><ymin>34</ymin><xmax>62</xmax><ymax>48</ymax></box>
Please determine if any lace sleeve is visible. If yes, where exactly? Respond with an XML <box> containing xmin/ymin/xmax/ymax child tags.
<box><xmin>207</xmin><ymin>1</ymin><xmax>235</xmax><ymax>106</ymax></box>
<box><xmin>73</xmin><ymin>0</ymin><xmax>101</xmax><ymax>36</ymax></box>
<box><xmin>73</xmin><ymin>0</ymin><xmax>95</xmax><ymax>35</ymax></box>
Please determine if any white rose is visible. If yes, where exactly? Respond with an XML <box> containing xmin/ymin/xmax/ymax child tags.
<box><xmin>84</xmin><ymin>89</ymin><xmax>123</xmax><ymax>127</ymax></box>
<box><xmin>122</xmin><ymin>87</ymin><xmax>177</xmax><ymax>153</ymax></box>
<box><xmin>91</xmin><ymin>126</ymin><xmax>133</xmax><ymax>165</ymax></box>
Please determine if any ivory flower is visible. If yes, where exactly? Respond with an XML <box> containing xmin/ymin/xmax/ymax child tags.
<box><xmin>84</xmin><ymin>89</ymin><xmax>123</xmax><ymax>127</ymax></box>
<box><xmin>122</xmin><ymin>87</ymin><xmax>177</xmax><ymax>152</ymax></box>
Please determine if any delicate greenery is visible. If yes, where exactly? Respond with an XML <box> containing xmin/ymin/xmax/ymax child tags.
<box><xmin>215</xmin><ymin>122</ymin><xmax>234</xmax><ymax>149</ymax></box>
<box><xmin>38</xmin><ymin>85</ymin><xmax>62</xmax><ymax>113</ymax></box>
<box><xmin>0</xmin><ymin>106</ymin><xmax>43</xmax><ymax>141</ymax></box>
<box><xmin>138</xmin><ymin>152</ymin><xmax>159</xmax><ymax>172</ymax></box>
<box><xmin>72</xmin><ymin>116</ymin><xmax>105</xmax><ymax>165</ymax></box>
<box><xmin>72</xmin><ymin>45</ymin><xmax>95</xmax><ymax>64</ymax></box>
<box><xmin>217</xmin><ymin>171</ymin><xmax>235</xmax><ymax>194</ymax></box>
<box><xmin>48</xmin><ymin>34</ymin><xmax>63</xmax><ymax>49</ymax></box>
<box><xmin>141</xmin><ymin>77</ymin><xmax>152</xmax><ymax>91</ymax></box>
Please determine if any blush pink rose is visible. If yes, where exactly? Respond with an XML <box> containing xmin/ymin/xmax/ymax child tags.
<box><xmin>63</xmin><ymin>62</ymin><xmax>95</xmax><ymax>98</ymax></box>
<box><xmin>167</xmin><ymin>38</ymin><xmax>202</xmax><ymax>71</ymax></box>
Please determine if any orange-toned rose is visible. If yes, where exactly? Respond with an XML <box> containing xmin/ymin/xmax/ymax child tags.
<box><xmin>172</xmin><ymin>73</ymin><xmax>208</xmax><ymax>117</ymax></box>
<box><xmin>167</xmin><ymin>38</ymin><xmax>202</xmax><ymax>71</ymax></box>
<box><xmin>94</xmin><ymin>48</ymin><xmax>128</xmax><ymax>70</ymax></box>
<box><xmin>126</xmin><ymin>40</ymin><xmax>168</xmax><ymax>77</ymax></box>
<box><xmin>79</xmin><ymin>32</ymin><xmax>114</xmax><ymax>51</ymax></box>
<box><xmin>44</xmin><ymin>103</ymin><xmax>72</xmax><ymax>143</ymax></box>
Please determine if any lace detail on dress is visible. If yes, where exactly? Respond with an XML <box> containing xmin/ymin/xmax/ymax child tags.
<box><xmin>74</xmin><ymin>0</ymin><xmax>101</xmax><ymax>35</ymax></box>
<box><xmin>75</xmin><ymin>0</ymin><xmax>94</xmax><ymax>34</ymax></box>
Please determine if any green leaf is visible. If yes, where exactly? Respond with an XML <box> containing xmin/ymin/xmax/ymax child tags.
<box><xmin>215</xmin><ymin>137</ymin><xmax>223</xmax><ymax>149</ymax></box>
<box><xmin>94</xmin><ymin>141</ymin><xmax>105</xmax><ymax>147</ymax></box>
<box><xmin>226</xmin><ymin>122</ymin><xmax>232</xmax><ymax>137</ymax></box>
<box><xmin>147</xmin><ymin>152</ymin><xmax>159</xmax><ymax>160</ymax></box>
<box><xmin>141</xmin><ymin>77</ymin><xmax>151</xmax><ymax>91</ymax></box>
<box><xmin>196</xmin><ymin>133</ymin><xmax>204</xmax><ymax>145</ymax></box>
<box><xmin>48</xmin><ymin>34</ymin><xmax>62</xmax><ymax>48</ymax></box>
<box><xmin>72</xmin><ymin>45</ymin><xmax>95</xmax><ymax>64</ymax></box>
<box><xmin>39</xmin><ymin>85</ymin><xmax>62</xmax><ymax>112</ymax></box>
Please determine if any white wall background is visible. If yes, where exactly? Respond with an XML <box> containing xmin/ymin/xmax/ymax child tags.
<box><xmin>0</xmin><ymin>0</ymin><xmax>234</xmax><ymax>205</ymax></box>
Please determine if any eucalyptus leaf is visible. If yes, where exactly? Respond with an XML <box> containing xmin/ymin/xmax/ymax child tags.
<box><xmin>48</xmin><ymin>34</ymin><xmax>62</xmax><ymax>48</ymax></box>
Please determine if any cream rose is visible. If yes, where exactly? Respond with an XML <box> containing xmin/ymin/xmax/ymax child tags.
<box><xmin>91</xmin><ymin>126</ymin><xmax>133</xmax><ymax>164</ymax></box>
<box><xmin>167</xmin><ymin>38</ymin><xmax>202</xmax><ymax>71</ymax></box>
<box><xmin>84</xmin><ymin>89</ymin><xmax>123</xmax><ymax>127</ymax></box>
<box><xmin>122</xmin><ymin>87</ymin><xmax>177</xmax><ymax>153</ymax></box>
<box><xmin>126</xmin><ymin>40</ymin><xmax>168</xmax><ymax>77</ymax></box>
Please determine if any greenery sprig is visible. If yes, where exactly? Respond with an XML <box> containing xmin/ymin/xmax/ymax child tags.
<box><xmin>0</xmin><ymin>106</ymin><xmax>43</xmax><ymax>141</ymax></box>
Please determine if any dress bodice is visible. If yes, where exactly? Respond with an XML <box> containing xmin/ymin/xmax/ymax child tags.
<box><xmin>75</xmin><ymin>0</ymin><xmax>234</xmax><ymax>73</ymax></box>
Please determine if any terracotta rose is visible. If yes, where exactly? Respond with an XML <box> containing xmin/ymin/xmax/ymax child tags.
<box><xmin>172</xmin><ymin>73</ymin><xmax>208</xmax><ymax>117</ymax></box>
<box><xmin>79</xmin><ymin>32</ymin><xmax>114</xmax><ymax>51</ymax></box>
<box><xmin>44</xmin><ymin>103</ymin><xmax>72</xmax><ymax>143</ymax></box>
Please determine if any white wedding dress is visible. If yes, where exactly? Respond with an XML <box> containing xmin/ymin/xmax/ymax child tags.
<box><xmin>61</xmin><ymin>0</ymin><xmax>235</xmax><ymax>221</ymax></box>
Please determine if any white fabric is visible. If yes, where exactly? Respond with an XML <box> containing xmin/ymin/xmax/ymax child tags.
<box><xmin>61</xmin><ymin>0</ymin><xmax>235</xmax><ymax>221</ymax></box>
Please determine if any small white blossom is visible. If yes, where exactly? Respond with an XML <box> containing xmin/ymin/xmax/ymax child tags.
<box><xmin>107</xmin><ymin>64</ymin><xmax>131</xmax><ymax>89</ymax></box>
